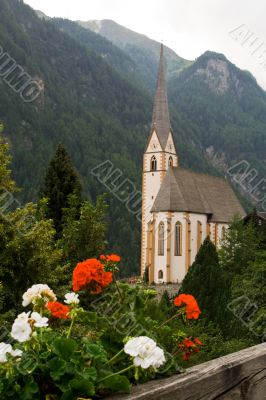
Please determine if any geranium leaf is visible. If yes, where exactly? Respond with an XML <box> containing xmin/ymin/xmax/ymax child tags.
<box><xmin>101</xmin><ymin>375</ymin><xmax>130</xmax><ymax>393</ymax></box>
<box><xmin>52</xmin><ymin>338</ymin><xmax>77</xmax><ymax>360</ymax></box>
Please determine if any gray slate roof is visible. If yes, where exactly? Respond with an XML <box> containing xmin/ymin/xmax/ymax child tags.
<box><xmin>151</xmin><ymin>167</ymin><xmax>246</xmax><ymax>222</ymax></box>
<box><xmin>151</xmin><ymin>44</ymin><xmax>172</xmax><ymax>150</ymax></box>
<box><xmin>258</xmin><ymin>212</ymin><xmax>266</xmax><ymax>220</ymax></box>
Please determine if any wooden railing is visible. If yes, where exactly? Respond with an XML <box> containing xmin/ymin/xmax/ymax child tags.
<box><xmin>108</xmin><ymin>343</ymin><xmax>266</xmax><ymax>400</ymax></box>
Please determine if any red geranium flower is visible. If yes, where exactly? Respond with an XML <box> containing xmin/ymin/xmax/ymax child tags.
<box><xmin>46</xmin><ymin>301</ymin><xmax>70</xmax><ymax>319</ymax></box>
<box><xmin>194</xmin><ymin>337</ymin><xmax>203</xmax><ymax>346</ymax></box>
<box><xmin>72</xmin><ymin>258</ymin><xmax>112</xmax><ymax>293</ymax></box>
<box><xmin>106</xmin><ymin>254</ymin><xmax>121</xmax><ymax>263</ymax></box>
<box><xmin>178</xmin><ymin>336</ymin><xmax>203</xmax><ymax>361</ymax></box>
<box><xmin>174</xmin><ymin>294</ymin><xmax>201</xmax><ymax>320</ymax></box>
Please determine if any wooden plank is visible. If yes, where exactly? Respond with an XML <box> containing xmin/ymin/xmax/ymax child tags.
<box><xmin>107</xmin><ymin>343</ymin><xmax>266</xmax><ymax>400</ymax></box>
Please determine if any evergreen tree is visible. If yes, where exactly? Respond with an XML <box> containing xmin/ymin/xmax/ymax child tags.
<box><xmin>219</xmin><ymin>216</ymin><xmax>260</xmax><ymax>275</ymax></box>
<box><xmin>180</xmin><ymin>237</ymin><xmax>229</xmax><ymax>330</ymax></box>
<box><xmin>41</xmin><ymin>145</ymin><xmax>82</xmax><ymax>235</ymax></box>
<box><xmin>0</xmin><ymin>129</ymin><xmax>16</xmax><ymax>193</ymax></box>
<box><xmin>60</xmin><ymin>194</ymin><xmax>108</xmax><ymax>266</ymax></box>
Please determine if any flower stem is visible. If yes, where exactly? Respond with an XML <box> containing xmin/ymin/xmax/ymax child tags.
<box><xmin>157</xmin><ymin>311</ymin><xmax>181</xmax><ymax>329</ymax></box>
<box><xmin>98</xmin><ymin>364</ymin><xmax>135</xmax><ymax>383</ymax></box>
<box><xmin>113</xmin><ymin>273</ymin><xmax>123</xmax><ymax>301</ymax></box>
<box><xmin>104</xmin><ymin>348</ymin><xmax>124</xmax><ymax>365</ymax></box>
<box><xmin>67</xmin><ymin>317</ymin><xmax>75</xmax><ymax>338</ymax></box>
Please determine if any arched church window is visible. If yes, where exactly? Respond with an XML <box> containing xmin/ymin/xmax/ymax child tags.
<box><xmin>158</xmin><ymin>222</ymin><xmax>164</xmax><ymax>255</ymax></box>
<box><xmin>175</xmin><ymin>222</ymin><xmax>182</xmax><ymax>256</ymax></box>
<box><xmin>197</xmin><ymin>221</ymin><xmax>203</xmax><ymax>251</ymax></box>
<box><xmin>158</xmin><ymin>270</ymin><xmax>163</xmax><ymax>280</ymax></box>
<box><xmin>151</xmin><ymin>156</ymin><xmax>157</xmax><ymax>171</ymax></box>
<box><xmin>168</xmin><ymin>156</ymin><xmax>173</xmax><ymax>167</ymax></box>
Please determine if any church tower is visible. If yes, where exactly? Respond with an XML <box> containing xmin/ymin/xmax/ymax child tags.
<box><xmin>141</xmin><ymin>44</ymin><xmax>178</xmax><ymax>277</ymax></box>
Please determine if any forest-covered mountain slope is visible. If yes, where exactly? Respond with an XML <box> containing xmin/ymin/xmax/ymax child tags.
<box><xmin>0</xmin><ymin>0</ymin><xmax>152</xmax><ymax>275</ymax></box>
<box><xmin>168</xmin><ymin>51</ymin><xmax>266</xmax><ymax>206</ymax></box>
<box><xmin>50</xmin><ymin>18</ymin><xmax>146</xmax><ymax>90</ymax></box>
<box><xmin>1</xmin><ymin>0</ymin><xmax>266</xmax><ymax>276</ymax></box>
<box><xmin>77</xmin><ymin>19</ymin><xmax>192</xmax><ymax>91</ymax></box>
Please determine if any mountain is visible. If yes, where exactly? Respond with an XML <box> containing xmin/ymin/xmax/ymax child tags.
<box><xmin>168</xmin><ymin>51</ymin><xmax>266</xmax><ymax>207</ymax></box>
<box><xmin>1</xmin><ymin>1</ymin><xmax>266</xmax><ymax>277</ymax></box>
<box><xmin>50</xmin><ymin>18</ymin><xmax>146</xmax><ymax>89</ymax></box>
<box><xmin>0</xmin><ymin>0</ymin><xmax>154</xmax><ymax>275</ymax></box>
<box><xmin>77</xmin><ymin>19</ymin><xmax>192</xmax><ymax>91</ymax></box>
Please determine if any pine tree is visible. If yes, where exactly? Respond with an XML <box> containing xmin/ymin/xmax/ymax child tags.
<box><xmin>0</xmin><ymin>128</ymin><xmax>16</xmax><ymax>193</ymax></box>
<box><xmin>41</xmin><ymin>144</ymin><xmax>82</xmax><ymax>235</ymax></box>
<box><xmin>180</xmin><ymin>237</ymin><xmax>229</xmax><ymax>330</ymax></box>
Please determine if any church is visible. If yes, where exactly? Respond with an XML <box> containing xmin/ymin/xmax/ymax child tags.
<box><xmin>141</xmin><ymin>45</ymin><xmax>245</xmax><ymax>284</ymax></box>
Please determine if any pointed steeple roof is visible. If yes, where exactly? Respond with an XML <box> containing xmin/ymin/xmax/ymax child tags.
<box><xmin>151</xmin><ymin>44</ymin><xmax>172</xmax><ymax>149</ymax></box>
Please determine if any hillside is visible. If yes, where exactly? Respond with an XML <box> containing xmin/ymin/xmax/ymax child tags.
<box><xmin>77</xmin><ymin>19</ymin><xmax>192</xmax><ymax>91</ymax></box>
<box><xmin>1</xmin><ymin>1</ymin><xmax>266</xmax><ymax>277</ymax></box>
<box><xmin>50</xmin><ymin>18</ymin><xmax>146</xmax><ymax>90</ymax></box>
<box><xmin>168</xmin><ymin>51</ymin><xmax>266</xmax><ymax>207</ymax></box>
<box><xmin>0</xmin><ymin>0</ymin><xmax>154</xmax><ymax>275</ymax></box>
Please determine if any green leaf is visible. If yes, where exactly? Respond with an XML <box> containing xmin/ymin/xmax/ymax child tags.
<box><xmin>60</xmin><ymin>380</ymin><xmax>95</xmax><ymax>399</ymax></box>
<box><xmin>101</xmin><ymin>375</ymin><xmax>130</xmax><ymax>393</ymax></box>
<box><xmin>19</xmin><ymin>377</ymin><xmax>39</xmax><ymax>400</ymax></box>
<box><xmin>48</xmin><ymin>357</ymin><xmax>67</xmax><ymax>380</ymax></box>
<box><xmin>82</xmin><ymin>340</ymin><xmax>107</xmax><ymax>362</ymax></box>
<box><xmin>69</xmin><ymin>378</ymin><xmax>95</xmax><ymax>395</ymax></box>
<box><xmin>79</xmin><ymin>367</ymin><xmax>97</xmax><ymax>381</ymax></box>
<box><xmin>52</xmin><ymin>338</ymin><xmax>77</xmax><ymax>360</ymax></box>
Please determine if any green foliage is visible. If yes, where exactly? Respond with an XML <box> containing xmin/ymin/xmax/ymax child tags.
<box><xmin>41</xmin><ymin>145</ymin><xmax>82</xmax><ymax>236</ymax></box>
<box><xmin>0</xmin><ymin>132</ymin><xmax>16</xmax><ymax>193</ymax></box>
<box><xmin>60</xmin><ymin>194</ymin><xmax>108</xmax><ymax>266</ymax></box>
<box><xmin>180</xmin><ymin>237</ymin><xmax>230</xmax><ymax>331</ymax></box>
<box><xmin>0</xmin><ymin>203</ymin><xmax>63</xmax><ymax>313</ymax></box>
<box><xmin>230</xmin><ymin>251</ymin><xmax>266</xmax><ymax>340</ymax></box>
<box><xmin>219</xmin><ymin>216</ymin><xmax>260</xmax><ymax>275</ymax></box>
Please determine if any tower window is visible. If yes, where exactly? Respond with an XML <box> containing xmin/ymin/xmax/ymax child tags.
<box><xmin>158</xmin><ymin>270</ymin><xmax>163</xmax><ymax>280</ymax></box>
<box><xmin>168</xmin><ymin>156</ymin><xmax>173</xmax><ymax>167</ymax></box>
<box><xmin>175</xmin><ymin>222</ymin><xmax>182</xmax><ymax>256</ymax></box>
<box><xmin>158</xmin><ymin>221</ymin><xmax>164</xmax><ymax>255</ymax></box>
<box><xmin>151</xmin><ymin>156</ymin><xmax>157</xmax><ymax>171</ymax></box>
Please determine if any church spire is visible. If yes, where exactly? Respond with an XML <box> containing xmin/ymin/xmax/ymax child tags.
<box><xmin>151</xmin><ymin>44</ymin><xmax>172</xmax><ymax>149</ymax></box>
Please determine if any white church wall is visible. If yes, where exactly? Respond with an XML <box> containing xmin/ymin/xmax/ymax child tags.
<box><xmin>170</xmin><ymin>212</ymin><xmax>187</xmax><ymax>283</ymax></box>
<box><xmin>189</xmin><ymin>213</ymin><xmax>208</xmax><ymax>263</ymax></box>
<box><xmin>217</xmin><ymin>223</ymin><xmax>228</xmax><ymax>248</ymax></box>
<box><xmin>153</xmin><ymin>212</ymin><xmax>168</xmax><ymax>284</ymax></box>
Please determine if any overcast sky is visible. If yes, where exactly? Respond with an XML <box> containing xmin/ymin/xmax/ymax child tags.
<box><xmin>24</xmin><ymin>0</ymin><xmax>266</xmax><ymax>89</ymax></box>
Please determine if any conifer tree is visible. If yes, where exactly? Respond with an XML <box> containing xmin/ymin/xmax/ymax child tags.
<box><xmin>180</xmin><ymin>236</ymin><xmax>229</xmax><ymax>330</ymax></box>
<box><xmin>41</xmin><ymin>144</ymin><xmax>82</xmax><ymax>235</ymax></box>
<box><xmin>0</xmin><ymin>128</ymin><xmax>16</xmax><ymax>193</ymax></box>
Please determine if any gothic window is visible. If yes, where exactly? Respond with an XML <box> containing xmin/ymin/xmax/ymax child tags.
<box><xmin>168</xmin><ymin>156</ymin><xmax>173</xmax><ymax>167</ymax></box>
<box><xmin>197</xmin><ymin>221</ymin><xmax>203</xmax><ymax>251</ymax></box>
<box><xmin>158</xmin><ymin>222</ymin><xmax>164</xmax><ymax>255</ymax></box>
<box><xmin>151</xmin><ymin>155</ymin><xmax>157</xmax><ymax>171</ymax></box>
<box><xmin>221</xmin><ymin>226</ymin><xmax>226</xmax><ymax>240</ymax></box>
<box><xmin>158</xmin><ymin>270</ymin><xmax>163</xmax><ymax>279</ymax></box>
<box><xmin>175</xmin><ymin>222</ymin><xmax>182</xmax><ymax>256</ymax></box>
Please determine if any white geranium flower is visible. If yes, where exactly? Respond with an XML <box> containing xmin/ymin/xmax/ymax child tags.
<box><xmin>10</xmin><ymin>348</ymin><xmax>23</xmax><ymax>358</ymax></box>
<box><xmin>124</xmin><ymin>336</ymin><xmax>165</xmax><ymax>370</ymax></box>
<box><xmin>31</xmin><ymin>312</ymin><xmax>49</xmax><ymax>328</ymax></box>
<box><xmin>0</xmin><ymin>343</ymin><xmax>22</xmax><ymax>363</ymax></box>
<box><xmin>124</xmin><ymin>336</ymin><xmax>157</xmax><ymax>357</ymax></box>
<box><xmin>22</xmin><ymin>284</ymin><xmax>56</xmax><ymax>307</ymax></box>
<box><xmin>16</xmin><ymin>311</ymin><xmax>31</xmax><ymax>321</ymax></box>
<box><xmin>64</xmin><ymin>292</ymin><xmax>80</xmax><ymax>305</ymax></box>
<box><xmin>11</xmin><ymin>319</ymin><xmax>32</xmax><ymax>343</ymax></box>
